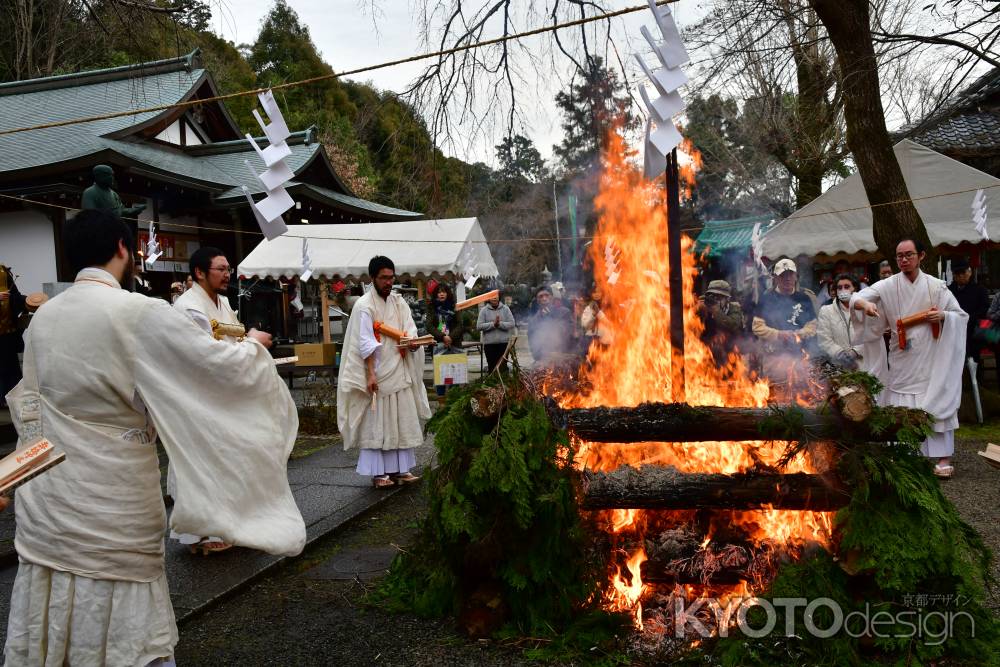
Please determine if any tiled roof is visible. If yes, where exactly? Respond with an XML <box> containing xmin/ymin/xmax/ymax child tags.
<box><xmin>0</xmin><ymin>52</ymin><xmax>423</xmax><ymax>220</ymax></box>
<box><xmin>0</xmin><ymin>65</ymin><xmax>207</xmax><ymax>176</ymax></box>
<box><xmin>199</xmin><ymin>136</ymin><xmax>324</xmax><ymax>197</ymax></box>
<box><xmin>293</xmin><ymin>184</ymin><xmax>423</xmax><ymax>219</ymax></box>
<box><xmin>907</xmin><ymin>110</ymin><xmax>1000</xmax><ymax>154</ymax></box>
<box><xmin>899</xmin><ymin>67</ymin><xmax>1000</xmax><ymax>153</ymax></box>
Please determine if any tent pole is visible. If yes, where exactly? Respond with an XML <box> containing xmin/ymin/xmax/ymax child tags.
<box><xmin>320</xmin><ymin>278</ymin><xmax>331</xmax><ymax>344</ymax></box>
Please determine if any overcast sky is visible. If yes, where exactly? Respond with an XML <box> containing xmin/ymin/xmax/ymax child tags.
<box><xmin>210</xmin><ymin>1</ymin><xmax>707</xmax><ymax>167</ymax></box>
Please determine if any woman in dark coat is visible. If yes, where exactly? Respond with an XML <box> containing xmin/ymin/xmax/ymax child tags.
<box><xmin>425</xmin><ymin>283</ymin><xmax>467</xmax><ymax>396</ymax></box>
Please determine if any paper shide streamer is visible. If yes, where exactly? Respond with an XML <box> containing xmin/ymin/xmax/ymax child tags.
<box><xmin>242</xmin><ymin>90</ymin><xmax>295</xmax><ymax>241</ymax></box>
<box><xmin>636</xmin><ymin>0</ymin><xmax>690</xmax><ymax>180</ymax></box>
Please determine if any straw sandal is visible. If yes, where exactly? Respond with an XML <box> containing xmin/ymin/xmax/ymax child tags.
<box><xmin>933</xmin><ymin>463</ymin><xmax>954</xmax><ymax>479</ymax></box>
<box><xmin>391</xmin><ymin>472</ymin><xmax>421</xmax><ymax>485</ymax></box>
<box><xmin>189</xmin><ymin>540</ymin><xmax>233</xmax><ymax>556</ymax></box>
<box><xmin>373</xmin><ymin>475</ymin><xmax>395</xmax><ymax>489</ymax></box>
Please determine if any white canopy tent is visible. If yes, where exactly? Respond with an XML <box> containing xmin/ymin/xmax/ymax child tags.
<box><xmin>237</xmin><ymin>217</ymin><xmax>499</xmax><ymax>281</ymax></box>
<box><xmin>762</xmin><ymin>140</ymin><xmax>1000</xmax><ymax>259</ymax></box>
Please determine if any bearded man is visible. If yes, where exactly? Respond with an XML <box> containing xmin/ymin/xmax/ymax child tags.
<box><xmin>337</xmin><ymin>256</ymin><xmax>431</xmax><ymax>488</ymax></box>
<box><xmin>3</xmin><ymin>209</ymin><xmax>304</xmax><ymax>665</ymax></box>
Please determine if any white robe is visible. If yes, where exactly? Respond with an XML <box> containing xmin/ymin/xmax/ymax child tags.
<box><xmin>172</xmin><ymin>282</ymin><xmax>241</xmax><ymax>342</ymax></box>
<box><xmin>817</xmin><ymin>301</ymin><xmax>888</xmax><ymax>381</ymax></box>
<box><xmin>850</xmin><ymin>270</ymin><xmax>967</xmax><ymax>457</ymax></box>
<box><xmin>167</xmin><ymin>282</ymin><xmax>242</xmax><ymax>545</ymax></box>
<box><xmin>337</xmin><ymin>290</ymin><xmax>430</xmax><ymax>468</ymax></box>
<box><xmin>3</xmin><ymin>268</ymin><xmax>305</xmax><ymax>666</ymax></box>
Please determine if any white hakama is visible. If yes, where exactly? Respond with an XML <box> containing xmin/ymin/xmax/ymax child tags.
<box><xmin>883</xmin><ymin>390</ymin><xmax>957</xmax><ymax>457</ymax></box>
<box><xmin>337</xmin><ymin>291</ymin><xmax>431</xmax><ymax>477</ymax></box>
<box><xmin>5</xmin><ymin>563</ymin><xmax>176</xmax><ymax>667</ymax></box>
<box><xmin>356</xmin><ymin>448</ymin><xmax>418</xmax><ymax>476</ymax></box>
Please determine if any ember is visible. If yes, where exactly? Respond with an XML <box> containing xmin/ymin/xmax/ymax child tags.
<box><xmin>554</xmin><ymin>130</ymin><xmax>834</xmax><ymax>634</ymax></box>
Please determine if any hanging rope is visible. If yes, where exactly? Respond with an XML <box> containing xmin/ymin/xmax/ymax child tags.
<box><xmin>0</xmin><ymin>0</ymin><xmax>678</xmax><ymax>138</ymax></box>
<box><xmin>3</xmin><ymin>181</ymin><xmax>998</xmax><ymax>243</ymax></box>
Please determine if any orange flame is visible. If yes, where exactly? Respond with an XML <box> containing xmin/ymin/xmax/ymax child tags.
<box><xmin>608</xmin><ymin>547</ymin><xmax>648</xmax><ymax>630</ymax></box>
<box><xmin>678</xmin><ymin>136</ymin><xmax>702</xmax><ymax>201</ymax></box>
<box><xmin>560</xmin><ymin>129</ymin><xmax>832</xmax><ymax>628</ymax></box>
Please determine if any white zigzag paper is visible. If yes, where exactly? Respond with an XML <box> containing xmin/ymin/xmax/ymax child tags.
<box><xmin>972</xmin><ymin>188</ymin><xmax>990</xmax><ymax>241</ymax></box>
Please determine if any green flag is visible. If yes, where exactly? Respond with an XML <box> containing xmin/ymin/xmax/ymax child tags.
<box><xmin>568</xmin><ymin>193</ymin><xmax>579</xmax><ymax>268</ymax></box>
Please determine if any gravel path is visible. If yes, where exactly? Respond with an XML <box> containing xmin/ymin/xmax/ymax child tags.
<box><xmin>175</xmin><ymin>485</ymin><xmax>534</xmax><ymax>666</ymax></box>
<box><xmin>939</xmin><ymin>436</ymin><xmax>1000</xmax><ymax>613</ymax></box>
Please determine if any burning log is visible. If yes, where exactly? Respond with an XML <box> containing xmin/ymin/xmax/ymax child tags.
<box><xmin>558</xmin><ymin>401</ymin><xmax>924</xmax><ymax>443</ymax></box>
<box><xmin>581</xmin><ymin>464</ymin><xmax>849</xmax><ymax>511</ymax></box>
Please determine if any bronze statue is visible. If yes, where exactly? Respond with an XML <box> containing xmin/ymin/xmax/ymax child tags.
<box><xmin>81</xmin><ymin>165</ymin><xmax>146</xmax><ymax>218</ymax></box>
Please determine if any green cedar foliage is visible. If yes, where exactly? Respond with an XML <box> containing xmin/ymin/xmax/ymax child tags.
<box><xmin>695</xmin><ymin>372</ymin><xmax>999</xmax><ymax>666</ymax></box>
<box><xmin>378</xmin><ymin>375</ymin><xmax>622</xmax><ymax>650</ymax></box>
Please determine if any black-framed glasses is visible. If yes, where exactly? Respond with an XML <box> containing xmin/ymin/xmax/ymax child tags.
<box><xmin>210</xmin><ymin>266</ymin><xmax>235</xmax><ymax>275</ymax></box>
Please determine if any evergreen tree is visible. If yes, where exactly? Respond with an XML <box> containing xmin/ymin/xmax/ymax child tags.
<box><xmin>552</xmin><ymin>58</ymin><xmax>633</xmax><ymax>176</ymax></box>
<box><xmin>683</xmin><ymin>94</ymin><xmax>795</xmax><ymax>220</ymax></box>
<box><xmin>496</xmin><ymin>134</ymin><xmax>546</xmax><ymax>184</ymax></box>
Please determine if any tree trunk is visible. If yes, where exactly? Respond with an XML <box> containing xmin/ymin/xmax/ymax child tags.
<box><xmin>809</xmin><ymin>0</ymin><xmax>935</xmax><ymax>267</ymax></box>
<box><xmin>580</xmin><ymin>465</ymin><xmax>850</xmax><ymax>510</ymax></box>
<box><xmin>557</xmin><ymin>401</ymin><xmax>923</xmax><ymax>443</ymax></box>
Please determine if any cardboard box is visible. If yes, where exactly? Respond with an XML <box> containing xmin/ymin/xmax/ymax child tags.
<box><xmin>294</xmin><ymin>343</ymin><xmax>336</xmax><ymax>367</ymax></box>
<box><xmin>433</xmin><ymin>353</ymin><xmax>468</xmax><ymax>386</ymax></box>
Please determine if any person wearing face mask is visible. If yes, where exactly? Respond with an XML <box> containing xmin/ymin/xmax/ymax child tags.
<box><xmin>817</xmin><ymin>274</ymin><xmax>864</xmax><ymax>368</ymax></box>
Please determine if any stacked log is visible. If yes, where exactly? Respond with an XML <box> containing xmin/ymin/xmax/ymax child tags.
<box><xmin>557</xmin><ymin>401</ymin><xmax>925</xmax><ymax>444</ymax></box>
<box><xmin>580</xmin><ymin>464</ymin><xmax>850</xmax><ymax>511</ymax></box>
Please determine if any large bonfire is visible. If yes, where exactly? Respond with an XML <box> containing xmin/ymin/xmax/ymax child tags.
<box><xmin>382</xmin><ymin>129</ymin><xmax>995</xmax><ymax>667</ymax></box>
<box><xmin>556</xmin><ymin>131</ymin><xmax>833</xmax><ymax>633</ymax></box>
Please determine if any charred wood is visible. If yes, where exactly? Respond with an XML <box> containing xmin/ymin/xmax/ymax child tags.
<box><xmin>581</xmin><ymin>464</ymin><xmax>850</xmax><ymax>511</ymax></box>
<box><xmin>558</xmin><ymin>402</ymin><xmax>922</xmax><ymax>443</ymax></box>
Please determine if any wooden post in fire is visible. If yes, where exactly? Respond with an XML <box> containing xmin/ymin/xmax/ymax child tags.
<box><xmin>665</xmin><ymin>148</ymin><xmax>685</xmax><ymax>400</ymax></box>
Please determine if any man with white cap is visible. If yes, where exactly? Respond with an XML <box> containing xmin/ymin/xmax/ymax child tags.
<box><xmin>752</xmin><ymin>258</ymin><xmax>817</xmax><ymax>398</ymax></box>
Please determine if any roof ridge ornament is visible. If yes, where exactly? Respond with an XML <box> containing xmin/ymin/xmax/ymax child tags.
<box><xmin>0</xmin><ymin>49</ymin><xmax>203</xmax><ymax>96</ymax></box>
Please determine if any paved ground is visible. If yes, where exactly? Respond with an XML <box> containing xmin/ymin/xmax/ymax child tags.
<box><xmin>0</xmin><ymin>435</ymin><xmax>436</xmax><ymax>646</ymax></box>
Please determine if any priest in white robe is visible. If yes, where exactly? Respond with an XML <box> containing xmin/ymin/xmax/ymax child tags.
<box><xmin>337</xmin><ymin>256</ymin><xmax>431</xmax><ymax>488</ymax></box>
<box><xmin>168</xmin><ymin>246</ymin><xmax>259</xmax><ymax>553</ymax></box>
<box><xmin>3</xmin><ymin>210</ymin><xmax>305</xmax><ymax>666</ymax></box>
<box><xmin>851</xmin><ymin>238</ymin><xmax>967</xmax><ymax>478</ymax></box>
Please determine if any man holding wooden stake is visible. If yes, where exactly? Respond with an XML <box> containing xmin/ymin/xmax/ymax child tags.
<box><xmin>337</xmin><ymin>256</ymin><xmax>431</xmax><ymax>488</ymax></box>
<box><xmin>851</xmin><ymin>238</ymin><xmax>967</xmax><ymax>478</ymax></box>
